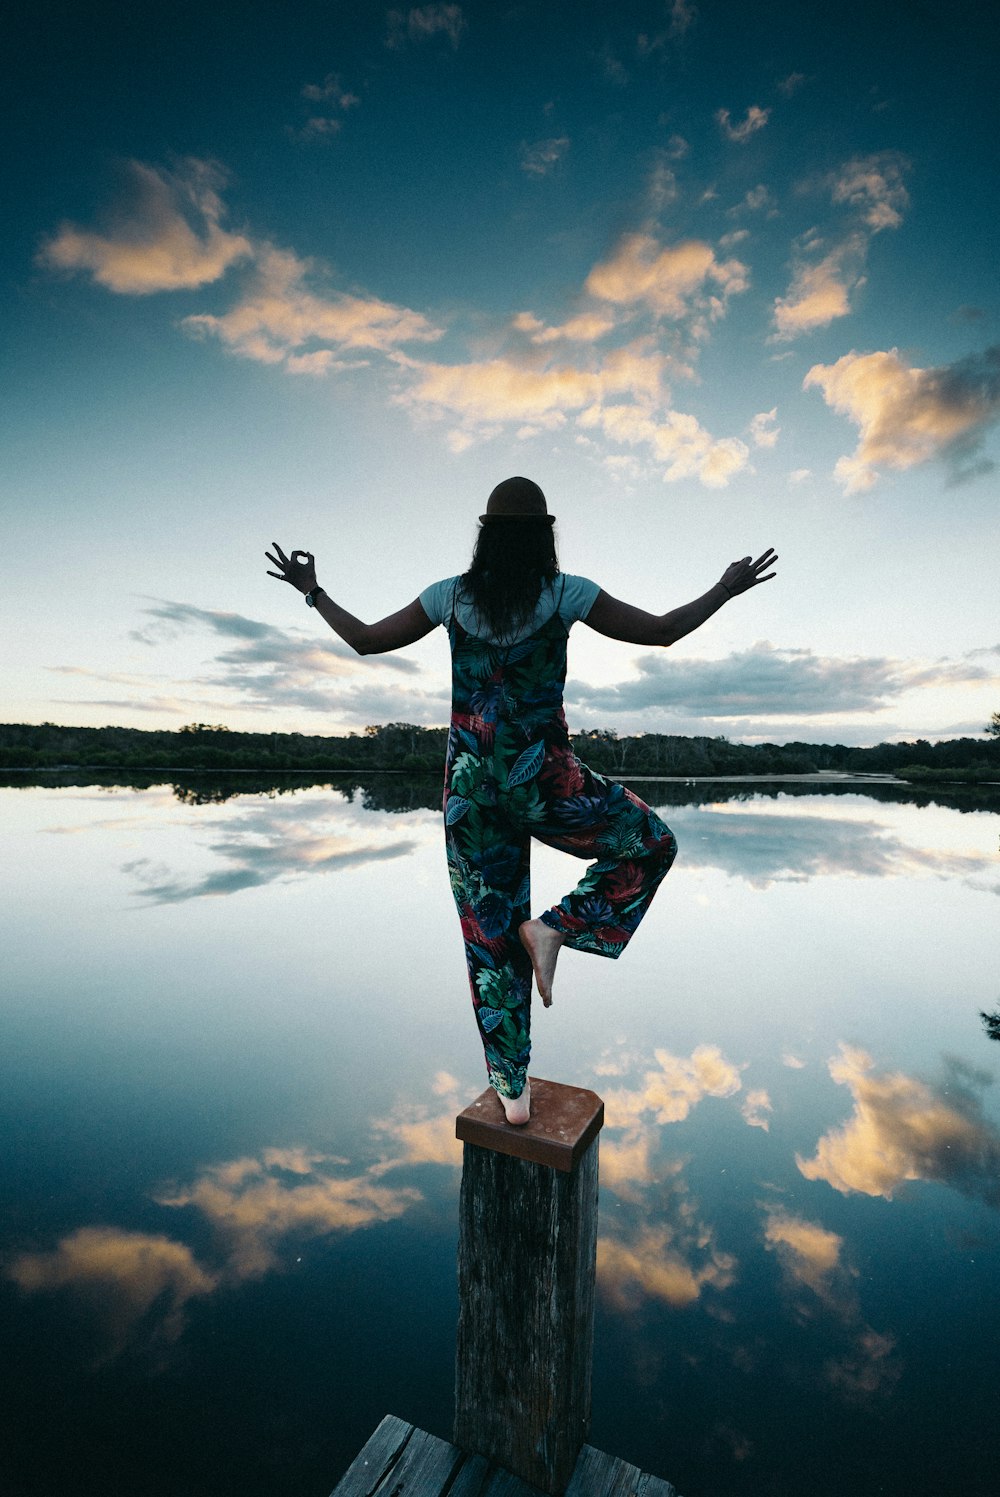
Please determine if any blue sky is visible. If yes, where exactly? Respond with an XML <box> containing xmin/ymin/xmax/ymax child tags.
<box><xmin>4</xmin><ymin>0</ymin><xmax>998</xmax><ymax>745</ymax></box>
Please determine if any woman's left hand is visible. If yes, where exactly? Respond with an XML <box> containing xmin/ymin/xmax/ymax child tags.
<box><xmin>719</xmin><ymin>548</ymin><xmax>778</xmax><ymax>597</ymax></box>
<box><xmin>265</xmin><ymin>543</ymin><xmax>317</xmax><ymax>595</ymax></box>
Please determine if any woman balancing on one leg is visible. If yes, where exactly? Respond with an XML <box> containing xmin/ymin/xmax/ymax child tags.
<box><xmin>267</xmin><ymin>478</ymin><xmax>777</xmax><ymax>1125</ymax></box>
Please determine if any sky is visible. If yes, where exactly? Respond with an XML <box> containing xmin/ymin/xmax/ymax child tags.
<box><xmin>4</xmin><ymin>0</ymin><xmax>999</xmax><ymax>746</ymax></box>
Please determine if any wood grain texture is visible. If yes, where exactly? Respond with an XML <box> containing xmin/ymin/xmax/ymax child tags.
<box><xmin>329</xmin><ymin>1420</ymin><xmax>681</xmax><ymax>1497</ymax></box>
<box><xmin>454</xmin><ymin>1135</ymin><xmax>600</xmax><ymax>1494</ymax></box>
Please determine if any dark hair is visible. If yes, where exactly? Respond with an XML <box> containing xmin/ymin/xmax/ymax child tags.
<box><xmin>460</xmin><ymin>521</ymin><xmax>559</xmax><ymax>639</ymax></box>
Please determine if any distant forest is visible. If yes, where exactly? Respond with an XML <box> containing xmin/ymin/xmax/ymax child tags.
<box><xmin>3</xmin><ymin>720</ymin><xmax>998</xmax><ymax>782</ymax></box>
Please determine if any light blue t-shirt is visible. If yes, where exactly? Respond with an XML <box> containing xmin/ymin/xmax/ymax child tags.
<box><xmin>419</xmin><ymin>573</ymin><xmax>601</xmax><ymax>645</ymax></box>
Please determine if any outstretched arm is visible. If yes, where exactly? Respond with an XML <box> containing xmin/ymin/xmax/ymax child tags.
<box><xmin>584</xmin><ymin>549</ymin><xmax>778</xmax><ymax>647</ymax></box>
<box><xmin>265</xmin><ymin>543</ymin><xmax>435</xmax><ymax>655</ymax></box>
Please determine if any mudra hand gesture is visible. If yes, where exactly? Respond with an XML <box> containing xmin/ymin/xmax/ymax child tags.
<box><xmin>719</xmin><ymin>548</ymin><xmax>778</xmax><ymax>598</ymax></box>
<box><xmin>265</xmin><ymin>543</ymin><xmax>317</xmax><ymax>595</ymax></box>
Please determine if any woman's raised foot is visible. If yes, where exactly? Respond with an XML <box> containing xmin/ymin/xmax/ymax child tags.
<box><xmin>519</xmin><ymin>918</ymin><xmax>566</xmax><ymax>1008</ymax></box>
<box><xmin>500</xmin><ymin>1079</ymin><xmax>531</xmax><ymax>1125</ymax></box>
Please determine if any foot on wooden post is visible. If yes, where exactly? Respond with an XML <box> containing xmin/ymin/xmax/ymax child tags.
<box><xmin>499</xmin><ymin>1079</ymin><xmax>531</xmax><ymax>1125</ymax></box>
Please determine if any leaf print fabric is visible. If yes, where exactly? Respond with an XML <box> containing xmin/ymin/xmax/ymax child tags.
<box><xmin>442</xmin><ymin>578</ymin><xmax>677</xmax><ymax>1101</ymax></box>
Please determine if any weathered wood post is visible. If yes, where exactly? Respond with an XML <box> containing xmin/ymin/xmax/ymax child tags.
<box><xmin>453</xmin><ymin>1076</ymin><xmax>604</xmax><ymax>1495</ymax></box>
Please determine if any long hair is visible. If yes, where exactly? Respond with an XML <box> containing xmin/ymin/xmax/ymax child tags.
<box><xmin>460</xmin><ymin>521</ymin><xmax>559</xmax><ymax>639</ymax></box>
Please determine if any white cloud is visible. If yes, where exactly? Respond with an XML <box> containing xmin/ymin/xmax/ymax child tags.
<box><xmin>520</xmin><ymin>136</ymin><xmax>570</xmax><ymax>176</ymax></box>
<box><xmin>804</xmin><ymin>345</ymin><xmax>1000</xmax><ymax>490</ymax></box>
<box><xmin>715</xmin><ymin>105</ymin><xmax>770</xmax><ymax>143</ymax></box>
<box><xmin>741</xmin><ymin>1088</ymin><xmax>773</xmax><ymax>1130</ymax></box>
<box><xmin>301</xmin><ymin>73</ymin><xmax>360</xmax><ymax>109</ymax></box>
<box><xmin>182</xmin><ymin>244</ymin><xmax>442</xmax><ymax>369</ymax></box>
<box><xmin>386</xmin><ymin>5</ymin><xmax>466</xmax><ymax>49</ymax></box>
<box><xmin>38</xmin><ymin>158</ymin><xmax>252</xmax><ymax>295</ymax></box>
<box><xmin>829</xmin><ymin>153</ymin><xmax>909</xmax><ymax>232</ymax></box>
<box><xmin>749</xmin><ymin>408</ymin><xmax>779</xmax><ymax>448</ymax></box>
<box><xmin>567</xmin><ymin>639</ymin><xmax>996</xmax><ymax>720</ymax></box>
<box><xmin>728</xmin><ymin>184</ymin><xmax>774</xmax><ymax>216</ymax></box>
<box><xmin>777</xmin><ymin>72</ymin><xmax>807</xmax><ymax>97</ymax></box>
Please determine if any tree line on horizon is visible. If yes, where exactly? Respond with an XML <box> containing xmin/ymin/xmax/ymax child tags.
<box><xmin>2</xmin><ymin>718</ymin><xmax>998</xmax><ymax>781</ymax></box>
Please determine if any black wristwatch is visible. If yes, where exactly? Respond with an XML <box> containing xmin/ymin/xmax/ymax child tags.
<box><xmin>304</xmin><ymin>587</ymin><xmax>324</xmax><ymax>608</ymax></box>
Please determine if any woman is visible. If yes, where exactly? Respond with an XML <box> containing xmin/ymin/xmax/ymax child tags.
<box><xmin>266</xmin><ymin>477</ymin><xmax>777</xmax><ymax>1124</ymax></box>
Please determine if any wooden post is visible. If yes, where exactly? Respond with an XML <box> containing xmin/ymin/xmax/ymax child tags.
<box><xmin>453</xmin><ymin>1077</ymin><xmax>604</xmax><ymax>1495</ymax></box>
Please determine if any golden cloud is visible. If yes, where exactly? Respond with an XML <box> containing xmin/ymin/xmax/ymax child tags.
<box><xmin>804</xmin><ymin>346</ymin><xmax>1000</xmax><ymax>491</ymax></box>
<box><xmin>797</xmin><ymin>1044</ymin><xmax>1000</xmax><ymax>1202</ymax></box>
<box><xmin>772</xmin><ymin>154</ymin><xmax>909</xmax><ymax>340</ymax></box>
<box><xmin>762</xmin><ymin>1209</ymin><xmax>846</xmax><ymax>1301</ymax></box>
<box><xmin>598</xmin><ymin>1222</ymin><xmax>737</xmax><ymax>1310</ymax></box>
<box><xmin>741</xmin><ymin>1088</ymin><xmax>773</xmax><ymax>1130</ymax></box>
<box><xmin>604</xmin><ymin>1044</ymin><xmax>744</xmax><ymax>1127</ymax></box>
<box><xmin>773</xmin><ymin>243</ymin><xmax>857</xmax><ymax>338</ymax></box>
<box><xmin>7</xmin><ymin>1226</ymin><xmax>217</xmax><ymax>1357</ymax></box>
<box><xmin>39</xmin><ymin>159</ymin><xmax>252</xmax><ymax>294</ymax></box>
<box><xmin>183</xmin><ymin>244</ymin><xmax>442</xmax><ymax>369</ymax></box>
<box><xmin>762</xmin><ymin>1205</ymin><xmax>901</xmax><ymax>1401</ymax></box>
<box><xmin>585</xmin><ymin>233</ymin><xmax>749</xmax><ymax>321</ymax></box>
<box><xmin>155</xmin><ymin>1151</ymin><xmax>421</xmax><ymax>1280</ymax></box>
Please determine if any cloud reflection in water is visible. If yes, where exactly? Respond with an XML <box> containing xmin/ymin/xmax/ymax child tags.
<box><xmin>122</xmin><ymin>796</ymin><xmax>427</xmax><ymax>903</ymax></box>
<box><xmin>798</xmin><ymin>1044</ymin><xmax>1000</xmax><ymax>1205</ymax></box>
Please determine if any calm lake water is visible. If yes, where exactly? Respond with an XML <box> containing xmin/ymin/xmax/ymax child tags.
<box><xmin>2</xmin><ymin>774</ymin><xmax>998</xmax><ymax>1497</ymax></box>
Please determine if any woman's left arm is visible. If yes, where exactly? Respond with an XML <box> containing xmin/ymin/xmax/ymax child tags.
<box><xmin>265</xmin><ymin>543</ymin><xmax>436</xmax><ymax>655</ymax></box>
<box><xmin>584</xmin><ymin>548</ymin><xmax>778</xmax><ymax>647</ymax></box>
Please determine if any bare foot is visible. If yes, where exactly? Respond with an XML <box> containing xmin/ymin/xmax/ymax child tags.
<box><xmin>500</xmin><ymin>1079</ymin><xmax>531</xmax><ymax>1125</ymax></box>
<box><xmin>519</xmin><ymin>918</ymin><xmax>566</xmax><ymax>1008</ymax></box>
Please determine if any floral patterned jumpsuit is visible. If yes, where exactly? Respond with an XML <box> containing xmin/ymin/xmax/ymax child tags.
<box><xmin>441</xmin><ymin>577</ymin><xmax>678</xmax><ymax>1101</ymax></box>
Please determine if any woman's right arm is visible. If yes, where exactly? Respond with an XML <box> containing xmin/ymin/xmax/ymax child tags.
<box><xmin>584</xmin><ymin>549</ymin><xmax>777</xmax><ymax>648</ymax></box>
<box><xmin>265</xmin><ymin>543</ymin><xmax>436</xmax><ymax>654</ymax></box>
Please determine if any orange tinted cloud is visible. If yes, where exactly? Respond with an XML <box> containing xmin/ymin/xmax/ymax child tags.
<box><xmin>155</xmin><ymin>1151</ymin><xmax>421</xmax><ymax>1279</ymax></box>
<box><xmin>797</xmin><ymin>1045</ymin><xmax>1000</xmax><ymax>1201</ymax></box>
<box><xmin>585</xmin><ymin>232</ymin><xmax>749</xmax><ymax>322</ymax></box>
<box><xmin>598</xmin><ymin>1223</ymin><xmax>737</xmax><ymax>1309</ymax></box>
<box><xmin>183</xmin><ymin>244</ymin><xmax>442</xmax><ymax>369</ymax></box>
<box><xmin>804</xmin><ymin>346</ymin><xmax>1000</xmax><ymax>490</ymax></box>
<box><xmin>39</xmin><ymin>159</ymin><xmax>251</xmax><ymax>294</ymax></box>
<box><xmin>8</xmin><ymin>1226</ymin><xmax>217</xmax><ymax>1357</ymax></box>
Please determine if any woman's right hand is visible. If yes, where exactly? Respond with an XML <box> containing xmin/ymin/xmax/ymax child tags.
<box><xmin>719</xmin><ymin>549</ymin><xmax>778</xmax><ymax>597</ymax></box>
<box><xmin>265</xmin><ymin>543</ymin><xmax>317</xmax><ymax>595</ymax></box>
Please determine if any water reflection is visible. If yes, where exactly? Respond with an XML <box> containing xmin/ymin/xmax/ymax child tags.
<box><xmin>123</xmin><ymin>797</ymin><xmax>427</xmax><ymax>903</ymax></box>
<box><xmin>8</xmin><ymin>1226</ymin><xmax>217</xmax><ymax>1363</ymax></box>
<box><xmin>797</xmin><ymin>1044</ymin><xmax>1000</xmax><ymax>1205</ymax></box>
<box><xmin>8</xmin><ymin>1143</ymin><xmax>426</xmax><ymax>1363</ymax></box>
<box><xmin>3</xmin><ymin>778</ymin><xmax>998</xmax><ymax>1496</ymax></box>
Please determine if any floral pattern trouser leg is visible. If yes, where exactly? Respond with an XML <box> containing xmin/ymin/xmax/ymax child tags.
<box><xmin>445</xmin><ymin>745</ymin><xmax>676</xmax><ymax>1100</ymax></box>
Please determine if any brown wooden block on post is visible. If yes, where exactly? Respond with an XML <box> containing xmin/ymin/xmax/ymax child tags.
<box><xmin>454</xmin><ymin>1078</ymin><xmax>604</xmax><ymax>1495</ymax></box>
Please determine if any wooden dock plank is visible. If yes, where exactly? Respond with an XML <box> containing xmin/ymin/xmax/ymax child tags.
<box><xmin>331</xmin><ymin>1420</ymin><xmax>680</xmax><ymax>1497</ymax></box>
<box><xmin>564</xmin><ymin>1446</ymin><xmax>677</xmax><ymax>1497</ymax></box>
<box><xmin>635</xmin><ymin>1473</ymin><xmax>678</xmax><ymax>1497</ymax></box>
<box><xmin>329</xmin><ymin>1414</ymin><xmax>414</xmax><ymax>1497</ymax></box>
